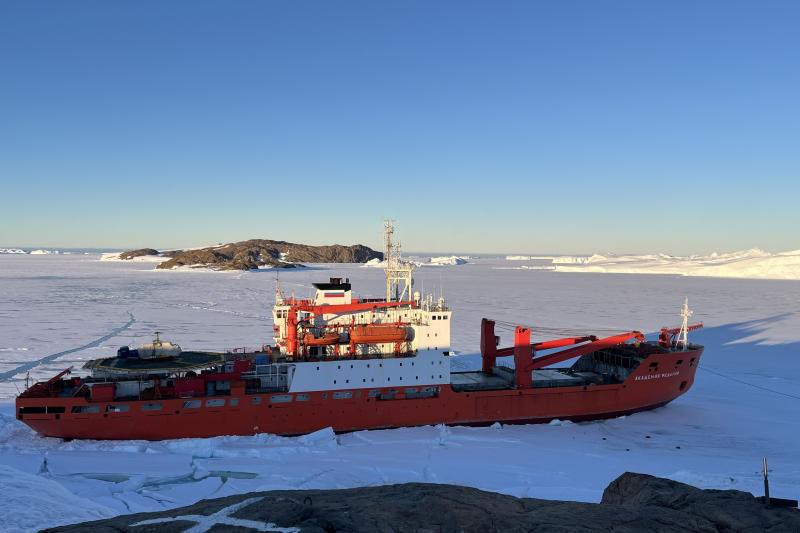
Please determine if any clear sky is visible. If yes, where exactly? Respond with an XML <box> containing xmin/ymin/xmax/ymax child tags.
<box><xmin>1</xmin><ymin>1</ymin><xmax>798</xmax><ymax>254</ymax></box>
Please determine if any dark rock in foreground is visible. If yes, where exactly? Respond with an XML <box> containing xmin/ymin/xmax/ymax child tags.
<box><xmin>43</xmin><ymin>473</ymin><xmax>799</xmax><ymax>532</ymax></box>
<box><xmin>119</xmin><ymin>240</ymin><xmax>383</xmax><ymax>271</ymax></box>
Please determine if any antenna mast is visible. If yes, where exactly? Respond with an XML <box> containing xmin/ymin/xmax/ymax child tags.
<box><xmin>384</xmin><ymin>219</ymin><xmax>413</xmax><ymax>302</ymax></box>
<box><xmin>275</xmin><ymin>269</ymin><xmax>284</xmax><ymax>305</ymax></box>
<box><xmin>677</xmin><ymin>297</ymin><xmax>693</xmax><ymax>351</ymax></box>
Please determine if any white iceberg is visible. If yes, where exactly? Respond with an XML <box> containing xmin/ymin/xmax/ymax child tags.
<box><xmin>428</xmin><ymin>256</ymin><xmax>468</xmax><ymax>266</ymax></box>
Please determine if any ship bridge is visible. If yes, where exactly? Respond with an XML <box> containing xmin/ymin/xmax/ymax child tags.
<box><xmin>312</xmin><ymin>278</ymin><xmax>353</xmax><ymax>305</ymax></box>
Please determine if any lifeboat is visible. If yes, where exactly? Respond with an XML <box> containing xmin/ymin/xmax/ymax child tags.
<box><xmin>350</xmin><ymin>324</ymin><xmax>409</xmax><ymax>344</ymax></box>
<box><xmin>303</xmin><ymin>332</ymin><xmax>340</xmax><ymax>346</ymax></box>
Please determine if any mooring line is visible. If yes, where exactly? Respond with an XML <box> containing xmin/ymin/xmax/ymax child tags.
<box><xmin>0</xmin><ymin>312</ymin><xmax>136</xmax><ymax>381</ymax></box>
<box><xmin>699</xmin><ymin>365</ymin><xmax>800</xmax><ymax>401</ymax></box>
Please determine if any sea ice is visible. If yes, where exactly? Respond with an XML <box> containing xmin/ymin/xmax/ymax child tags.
<box><xmin>0</xmin><ymin>254</ymin><xmax>799</xmax><ymax>531</ymax></box>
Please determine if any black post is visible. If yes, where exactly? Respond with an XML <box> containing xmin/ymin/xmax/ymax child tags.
<box><xmin>763</xmin><ymin>457</ymin><xmax>770</xmax><ymax>506</ymax></box>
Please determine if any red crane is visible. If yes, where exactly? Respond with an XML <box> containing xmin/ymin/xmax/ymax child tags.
<box><xmin>480</xmin><ymin>319</ymin><xmax>646</xmax><ymax>389</ymax></box>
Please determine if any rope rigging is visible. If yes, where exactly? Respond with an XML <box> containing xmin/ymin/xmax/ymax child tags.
<box><xmin>490</xmin><ymin>319</ymin><xmax>631</xmax><ymax>339</ymax></box>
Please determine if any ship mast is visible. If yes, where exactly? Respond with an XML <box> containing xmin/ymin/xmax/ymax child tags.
<box><xmin>677</xmin><ymin>297</ymin><xmax>693</xmax><ymax>351</ymax></box>
<box><xmin>384</xmin><ymin>220</ymin><xmax>413</xmax><ymax>302</ymax></box>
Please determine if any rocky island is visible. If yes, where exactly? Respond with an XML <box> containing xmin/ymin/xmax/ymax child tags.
<box><xmin>109</xmin><ymin>240</ymin><xmax>382</xmax><ymax>271</ymax></box>
<box><xmin>44</xmin><ymin>473</ymin><xmax>800</xmax><ymax>532</ymax></box>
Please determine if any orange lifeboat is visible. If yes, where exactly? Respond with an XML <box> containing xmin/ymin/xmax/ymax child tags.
<box><xmin>350</xmin><ymin>324</ymin><xmax>409</xmax><ymax>344</ymax></box>
<box><xmin>303</xmin><ymin>332</ymin><xmax>340</xmax><ymax>346</ymax></box>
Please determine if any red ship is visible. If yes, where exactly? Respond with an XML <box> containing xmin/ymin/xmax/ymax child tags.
<box><xmin>16</xmin><ymin>223</ymin><xmax>704</xmax><ymax>441</ymax></box>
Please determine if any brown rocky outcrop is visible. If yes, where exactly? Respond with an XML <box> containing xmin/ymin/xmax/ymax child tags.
<box><xmin>119</xmin><ymin>248</ymin><xmax>160</xmax><ymax>260</ymax></box>
<box><xmin>118</xmin><ymin>240</ymin><xmax>382</xmax><ymax>271</ymax></box>
<box><xmin>42</xmin><ymin>473</ymin><xmax>800</xmax><ymax>532</ymax></box>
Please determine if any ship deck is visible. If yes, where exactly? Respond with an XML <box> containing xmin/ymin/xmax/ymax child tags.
<box><xmin>83</xmin><ymin>351</ymin><xmax>226</xmax><ymax>374</ymax></box>
<box><xmin>450</xmin><ymin>366</ymin><xmax>610</xmax><ymax>392</ymax></box>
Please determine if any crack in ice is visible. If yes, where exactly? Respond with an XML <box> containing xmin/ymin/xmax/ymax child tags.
<box><xmin>130</xmin><ymin>496</ymin><xmax>299</xmax><ymax>532</ymax></box>
<box><xmin>0</xmin><ymin>312</ymin><xmax>136</xmax><ymax>380</ymax></box>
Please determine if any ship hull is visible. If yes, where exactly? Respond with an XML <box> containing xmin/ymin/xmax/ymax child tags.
<box><xmin>17</xmin><ymin>348</ymin><xmax>702</xmax><ymax>440</ymax></box>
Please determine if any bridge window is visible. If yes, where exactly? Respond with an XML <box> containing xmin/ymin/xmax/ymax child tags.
<box><xmin>72</xmin><ymin>405</ymin><xmax>101</xmax><ymax>414</ymax></box>
<box><xmin>206</xmin><ymin>399</ymin><xmax>225</xmax><ymax>407</ymax></box>
<box><xmin>251</xmin><ymin>397</ymin><xmax>261</xmax><ymax>405</ymax></box>
<box><xmin>333</xmin><ymin>391</ymin><xmax>353</xmax><ymax>400</ymax></box>
<box><xmin>183</xmin><ymin>400</ymin><xmax>201</xmax><ymax>409</ymax></box>
<box><xmin>18</xmin><ymin>406</ymin><xmax>46</xmax><ymax>415</ymax></box>
<box><xmin>106</xmin><ymin>405</ymin><xmax>129</xmax><ymax>413</ymax></box>
<box><xmin>296</xmin><ymin>394</ymin><xmax>310</xmax><ymax>402</ymax></box>
<box><xmin>142</xmin><ymin>403</ymin><xmax>162</xmax><ymax>411</ymax></box>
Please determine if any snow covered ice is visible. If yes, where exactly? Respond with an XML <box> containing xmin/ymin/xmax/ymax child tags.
<box><xmin>505</xmin><ymin>248</ymin><xmax>800</xmax><ymax>280</ymax></box>
<box><xmin>1</xmin><ymin>253</ymin><xmax>799</xmax><ymax>531</ymax></box>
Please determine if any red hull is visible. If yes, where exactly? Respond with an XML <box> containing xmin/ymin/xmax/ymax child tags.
<box><xmin>17</xmin><ymin>348</ymin><xmax>702</xmax><ymax>440</ymax></box>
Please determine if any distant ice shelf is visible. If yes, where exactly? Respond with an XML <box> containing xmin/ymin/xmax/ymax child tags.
<box><xmin>504</xmin><ymin>249</ymin><xmax>800</xmax><ymax>281</ymax></box>
<box><xmin>552</xmin><ymin>248</ymin><xmax>800</xmax><ymax>280</ymax></box>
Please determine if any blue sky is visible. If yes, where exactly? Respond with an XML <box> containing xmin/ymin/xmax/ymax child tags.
<box><xmin>1</xmin><ymin>1</ymin><xmax>798</xmax><ymax>254</ymax></box>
